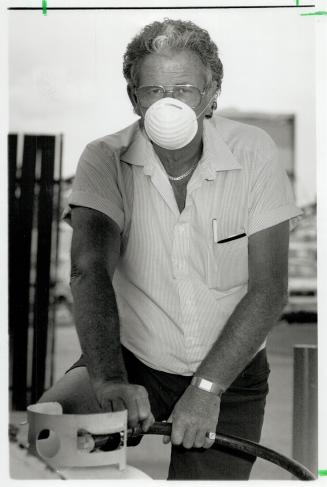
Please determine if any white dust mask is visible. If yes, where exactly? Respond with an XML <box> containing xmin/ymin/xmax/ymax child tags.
<box><xmin>144</xmin><ymin>98</ymin><xmax>198</xmax><ymax>150</ymax></box>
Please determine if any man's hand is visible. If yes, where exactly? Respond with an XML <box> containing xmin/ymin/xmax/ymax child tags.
<box><xmin>93</xmin><ymin>381</ymin><xmax>155</xmax><ymax>432</ymax></box>
<box><xmin>163</xmin><ymin>385</ymin><xmax>220</xmax><ymax>449</ymax></box>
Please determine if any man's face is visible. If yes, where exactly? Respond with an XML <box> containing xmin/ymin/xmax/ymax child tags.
<box><xmin>130</xmin><ymin>49</ymin><xmax>217</xmax><ymax>123</ymax></box>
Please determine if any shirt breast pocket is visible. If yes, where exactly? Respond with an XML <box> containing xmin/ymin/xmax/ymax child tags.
<box><xmin>207</xmin><ymin>236</ymin><xmax>249</xmax><ymax>291</ymax></box>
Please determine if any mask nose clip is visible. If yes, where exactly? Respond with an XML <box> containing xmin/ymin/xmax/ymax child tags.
<box><xmin>166</xmin><ymin>103</ymin><xmax>182</xmax><ymax>110</ymax></box>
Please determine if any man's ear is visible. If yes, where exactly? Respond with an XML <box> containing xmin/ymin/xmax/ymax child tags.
<box><xmin>204</xmin><ymin>94</ymin><xmax>218</xmax><ymax>118</ymax></box>
<box><xmin>127</xmin><ymin>85</ymin><xmax>142</xmax><ymax>117</ymax></box>
<box><xmin>203</xmin><ymin>81</ymin><xmax>219</xmax><ymax>118</ymax></box>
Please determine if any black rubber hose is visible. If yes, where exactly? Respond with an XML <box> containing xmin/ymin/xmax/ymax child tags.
<box><xmin>129</xmin><ymin>422</ymin><xmax>316</xmax><ymax>481</ymax></box>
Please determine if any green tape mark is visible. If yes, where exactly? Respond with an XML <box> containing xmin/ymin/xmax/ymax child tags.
<box><xmin>319</xmin><ymin>470</ymin><xmax>327</xmax><ymax>476</ymax></box>
<box><xmin>42</xmin><ymin>0</ymin><xmax>47</xmax><ymax>16</ymax></box>
<box><xmin>296</xmin><ymin>0</ymin><xmax>300</xmax><ymax>6</ymax></box>
<box><xmin>301</xmin><ymin>10</ymin><xmax>327</xmax><ymax>15</ymax></box>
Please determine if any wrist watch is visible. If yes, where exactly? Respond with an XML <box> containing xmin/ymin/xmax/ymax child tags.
<box><xmin>191</xmin><ymin>376</ymin><xmax>225</xmax><ymax>398</ymax></box>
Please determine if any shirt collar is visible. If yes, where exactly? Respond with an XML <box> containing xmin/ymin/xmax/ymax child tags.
<box><xmin>120</xmin><ymin>117</ymin><xmax>242</xmax><ymax>179</ymax></box>
<box><xmin>199</xmin><ymin>117</ymin><xmax>242</xmax><ymax>180</ymax></box>
<box><xmin>120</xmin><ymin>122</ymin><xmax>152</xmax><ymax>166</ymax></box>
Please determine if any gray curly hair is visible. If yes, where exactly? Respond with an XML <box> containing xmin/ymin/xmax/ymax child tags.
<box><xmin>123</xmin><ymin>18</ymin><xmax>223</xmax><ymax>92</ymax></box>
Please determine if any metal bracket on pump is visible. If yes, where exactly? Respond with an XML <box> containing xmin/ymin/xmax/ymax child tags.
<box><xmin>27</xmin><ymin>402</ymin><xmax>127</xmax><ymax>471</ymax></box>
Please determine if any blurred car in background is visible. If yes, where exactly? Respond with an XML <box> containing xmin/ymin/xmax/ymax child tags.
<box><xmin>283</xmin><ymin>203</ymin><xmax>317</xmax><ymax>323</ymax></box>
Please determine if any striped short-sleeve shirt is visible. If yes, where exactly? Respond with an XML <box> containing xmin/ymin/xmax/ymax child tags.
<box><xmin>66</xmin><ymin>115</ymin><xmax>302</xmax><ymax>375</ymax></box>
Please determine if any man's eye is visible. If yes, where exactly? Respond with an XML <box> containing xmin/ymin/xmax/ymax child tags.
<box><xmin>149</xmin><ymin>87</ymin><xmax>161</xmax><ymax>95</ymax></box>
<box><xmin>175</xmin><ymin>87</ymin><xmax>187</xmax><ymax>94</ymax></box>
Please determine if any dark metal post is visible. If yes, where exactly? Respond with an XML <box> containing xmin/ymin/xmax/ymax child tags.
<box><xmin>8</xmin><ymin>134</ymin><xmax>18</xmax><ymax>397</ymax></box>
<box><xmin>31</xmin><ymin>136</ymin><xmax>56</xmax><ymax>403</ymax></box>
<box><xmin>10</xmin><ymin>135</ymin><xmax>37</xmax><ymax>410</ymax></box>
<box><xmin>47</xmin><ymin>133</ymin><xmax>64</xmax><ymax>390</ymax></box>
<box><xmin>292</xmin><ymin>344</ymin><xmax>318</xmax><ymax>476</ymax></box>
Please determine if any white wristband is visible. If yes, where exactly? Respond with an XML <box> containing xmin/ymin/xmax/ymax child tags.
<box><xmin>191</xmin><ymin>376</ymin><xmax>225</xmax><ymax>397</ymax></box>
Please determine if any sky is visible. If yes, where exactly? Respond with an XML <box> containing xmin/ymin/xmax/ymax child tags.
<box><xmin>8</xmin><ymin>5</ymin><xmax>317</xmax><ymax>206</ymax></box>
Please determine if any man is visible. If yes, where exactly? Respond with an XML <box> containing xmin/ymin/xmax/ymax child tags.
<box><xmin>39</xmin><ymin>19</ymin><xmax>302</xmax><ymax>479</ymax></box>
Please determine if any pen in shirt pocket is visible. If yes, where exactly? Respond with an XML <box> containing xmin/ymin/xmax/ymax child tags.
<box><xmin>212</xmin><ymin>219</ymin><xmax>246</xmax><ymax>244</ymax></box>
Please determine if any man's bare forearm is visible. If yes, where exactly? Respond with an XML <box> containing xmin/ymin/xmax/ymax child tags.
<box><xmin>196</xmin><ymin>282</ymin><xmax>288</xmax><ymax>390</ymax></box>
<box><xmin>70</xmin><ymin>263</ymin><xmax>127</xmax><ymax>385</ymax></box>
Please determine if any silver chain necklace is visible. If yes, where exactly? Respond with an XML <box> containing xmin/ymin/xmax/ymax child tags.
<box><xmin>167</xmin><ymin>161</ymin><xmax>198</xmax><ymax>181</ymax></box>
